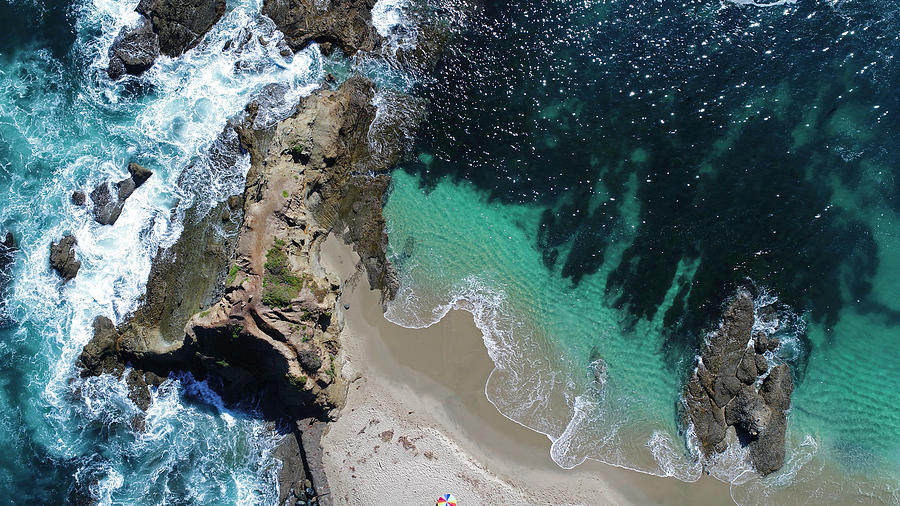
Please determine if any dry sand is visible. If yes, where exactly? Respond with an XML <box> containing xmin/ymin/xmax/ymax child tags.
<box><xmin>318</xmin><ymin>235</ymin><xmax>735</xmax><ymax>505</ymax></box>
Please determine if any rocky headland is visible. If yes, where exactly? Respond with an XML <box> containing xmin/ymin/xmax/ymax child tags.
<box><xmin>78</xmin><ymin>0</ymin><xmax>454</xmax><ymax>500</ymax></box>
<box><xmin>77</xmin><ymin>72</ymin><xmax>420</xmax><ymax>502</ymax></box>
<box><xmin>683</xmin><ymin>292</ymin><xmax>793</xmax><ymax>476</ymax></box>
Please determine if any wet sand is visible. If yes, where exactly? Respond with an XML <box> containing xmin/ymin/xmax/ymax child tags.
<box><xmin>319</xmin><ymin>235</ymin><xmax>736</xmax><ymax>505</ymax></box>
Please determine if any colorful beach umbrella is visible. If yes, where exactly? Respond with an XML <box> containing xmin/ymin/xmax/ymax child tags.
<box><xmin>436</xmin><ymin>493</ymin><xmax>457</xmax><ymax>506</ymax></box>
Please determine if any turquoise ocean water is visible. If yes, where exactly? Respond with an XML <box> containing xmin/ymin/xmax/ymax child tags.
<box><xmin>1</xmin><ymin>0</ymin><xmax>899</xmax><ymax>503</ymax></box>
<box><xmin>382</xmin><ymin>0</ymin><xmax>900</xmax><ymax>503</ymax></box>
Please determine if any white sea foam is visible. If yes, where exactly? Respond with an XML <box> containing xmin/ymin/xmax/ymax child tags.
<box><xmin>386</xmin><ymin>268</ymin><xmax>706</xmax><ymax>481</ymax></box>
<box><xmin>0</xmin><ymin>0</ymin><xmax>325</xmax><ymax>500</ymax></box>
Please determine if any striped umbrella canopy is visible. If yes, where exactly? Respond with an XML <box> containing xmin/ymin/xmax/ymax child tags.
<box><xmin>436</xmin><ymin>493</ymin><xmax>457</xmax><ymax>506</ymax></box>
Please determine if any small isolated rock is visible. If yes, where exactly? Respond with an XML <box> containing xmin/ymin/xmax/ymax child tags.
<box><xmin>71</xmin><ymin>191</ymin><xmax>86</xmax><ymax>206</ymax></box>
<box><xmin>343</xmin><ymin>303</ymin><xmax>350</xmax><ymax>310</ymax></box>
<box><xmin>50</xmin><ymin>234</ymin><xmax>81</xmax><ymax>281</ymax></box>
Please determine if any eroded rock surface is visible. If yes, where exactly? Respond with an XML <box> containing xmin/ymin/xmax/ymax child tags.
<box><xmin>50</xmin><ymin>234</ymin><xmax>80</xmax><ymax>281</ymax></box>
<box><xmin>137</xmin><ymin>0</ymin><xmax>227</xmax><ymax>56</ymax></box>
<box><xmin>262</xmin><ymin>0</ymin><xmax>381</xmax><ymax>55</ymax></box>
<box><xmin>90</xmin><ymin>162</ymin><xmax>153</xmax><ymax>225</ymax></box>
<box><xmin>683</xmin><ymin>292</ymin><xmax>793</xmax><ymax>476</ymax></box>
<box><xmin>107</xmin><ymin>0</ymin><xmax>225</xmax><ymax>78</ymax></box>
<box><xmin>107</xmin><ymin>18</ymin><xmax>160</xmax><ymax>79</ymax></box>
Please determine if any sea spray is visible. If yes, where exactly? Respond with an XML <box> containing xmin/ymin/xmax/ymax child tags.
<box><xmin>0</xmin><ymin>0</ymin><xmax>327</xmax><ymax>500</ymax></box>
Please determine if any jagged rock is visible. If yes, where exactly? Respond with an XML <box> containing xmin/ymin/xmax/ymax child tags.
<box><xmin>137</xmin><ymin>0</ymin><xmax>226</xmax><ymax>57</ymax></box>
<box><xmin>750</xmin><ymin>410</ymin><xmax>788</xmax><ymax>476</ymax></box>
<box><xmin>761</xmin><ymin>364</ymin><xmax>793</xmax><ymax>411</ymax></box>
<box><xmin>262</xmin><ymin>0</ymin><xmax>381</xmax><ymax>55</ymax></box>
<box><xmin>78</xmin><ymin>316</ymin><xmax>120</xmax><ymax>376</ymax></box>
<box><xmin>107</xmin><ymin>17</ymin><xmax>160</xmax><ymax>79</ymax></box>
<box><xmin>683</xmin><ymin>292</ymin><xmax>794</xmax><ymax>476</ymax></box>
<box><xmin>754</xmin><ymin>354</ymin><xmax>768</xmax><ymax>374</ymax></box>
<box><xmin>71</xmin><ymin>191</ymin><xmax>86</xmax><ymax>206</ymax></box>
<box><xmin>90</xmin><ymin>163</ymin><xmax>153</xmax><ymax>225</ymax></box>
<box><xmin>685</xmin><ymin>376</ymin><xmax>727</xmax><ymax>449</ymax></box>
<box><xmin>49</xmin><ymin>235</ymin><xmax>80</xmax><ymax>281</ymax></box>
<box><xmin>128</xmin><ymin>162</ymin><xmax>153</xmax><ymax>186</ymax></box>
<box><xmin>736</xmin><ymin>348</ymin><xmax>761</xmax><ymax>384</ymax></box>
<box><xmin>725</xmin><ymin>386</ymin><xmax>770</xmax><ymax>437</ymax></box>
<box><xmin>274</xmin><ymin>429</ymin><xmax>308</xmax><ymax>506</ymax></box>
<box><xmin>755</xmin><ymin>332</ymin><xmax>780</xmax><ymax>353</ymax></box>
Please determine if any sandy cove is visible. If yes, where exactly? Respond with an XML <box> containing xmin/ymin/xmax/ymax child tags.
<box><xmin>318</xmin><ymin>235</ymin><xmax>736</xmax><ymax>505</ymax></box>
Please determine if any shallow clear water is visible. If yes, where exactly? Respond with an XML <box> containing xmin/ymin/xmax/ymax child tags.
<box><xmin>383</xmin><ymin>0</ymin><xmax>900</xmax><ymax>502</ymax></box>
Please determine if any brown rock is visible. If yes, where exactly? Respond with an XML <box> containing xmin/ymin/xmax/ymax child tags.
<box><xmin>49</xmin><ymin>234</ymin><xmax>80</xmax><ymax>281</ymax></box>
<box><xmin>262</xmin><ymin>0</ymin><xmax>381</xmax><ymax>55</ymax></box>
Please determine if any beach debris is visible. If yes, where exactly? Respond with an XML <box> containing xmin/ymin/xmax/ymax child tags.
<box><xmin>436</xmin><ymin>493</ymin><xmax>457</xmax><ymax>506</ymax></box>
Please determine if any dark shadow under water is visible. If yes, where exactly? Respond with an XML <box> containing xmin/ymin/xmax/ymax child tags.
<box><xmin>404</xmin><ymin>0</ymin><xmax>900</xmax><ymax>371</ymax></box>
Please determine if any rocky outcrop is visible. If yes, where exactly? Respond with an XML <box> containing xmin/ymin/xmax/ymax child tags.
<box><xmin>683</xmin><ymin>292</ymin><xmax>793</xmax><ymax>476</ymax></box>
<box><xmin>276</xmin><ymin>418</ymin><xmax>332</xmax><ymax>506</ymax></box>
<box><xmin>90</xmin><ymin>162</ymin><xmax>153</xmax><ymax>225</ymax></box>
<box><xmin>107</xmin><ymin>18</ymin><xmax>160</xmax><ymax>80</ymax></box>
<box><xmin>137</xmin><ymin>0</ymin><xmax>227</xmax><ymax>56</ymax></box>
<box><xmin>107</xmin><ymin>0</ymin><xmax>225</xmax><ymax>78</ymax></box>
<box><xmin>77</xmin><ymin>76</ymin><xmax>412</xmax><ymax>420</ymax></box>
<box><xmin>77</xmin><ymin>127</ymin><xmax>245</xmax><ymax>389</ymax></box>
<box><xmin>262</xmin><ymin>0</ymin><xmax>381</xmax><ymax>55</ymax></box>
<box><xmin>50</xmin><ymin>234</ymin><xmax>80</xmax><ymax>281</ymax></box>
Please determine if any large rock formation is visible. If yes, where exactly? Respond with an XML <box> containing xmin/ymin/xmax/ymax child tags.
<box><xmin>107</xmin><ymin>0</ymin><xmax>225</xmax><ymax>78</ymax></box>
<box><xmin>137</xmin><ymin>0</ymin><xmax>227</xmax><ymax>56</ymax></box>
<box><xmin>78</xmin><ymin>76</ymin><xmax>409</xmax><ymax>416</ymax></box>
<box><xmin>262</xmin><ymin>0</ymin><xmax>381</xmax><ymax>55</ymax></box>
<box><xmin>90</xmin><ymin>162</ymin><xmax>153</xmax><ymax>225</ymax></box>
<box><xmin>50</xmin><ymin>234</ymin><xmax>81</xmax><ymax>282</ymax></box>
<box><xmin>77</xmin><ymin>76</ymin><xmax>417</xmax><ymax>500</ymax></box>
<box><xmin>683</xmin><ymin>292</ymin><xmax>793</xmax><ymax>476</ymax></box>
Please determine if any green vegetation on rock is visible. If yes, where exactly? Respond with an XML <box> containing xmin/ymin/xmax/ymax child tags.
<box><xmin>286</xmin><ymin>373</ymin><xmax>307</xmax><ymax>388</ymax></box>
<box><xmin>262</xmin><ymin>241</ymin><xmax>303</xmax><ymax>308</ymax></box>
<box><xmin>226</xmin><ymin>264</ymin><xmax>240</xmax><ymax>285</ymax></box>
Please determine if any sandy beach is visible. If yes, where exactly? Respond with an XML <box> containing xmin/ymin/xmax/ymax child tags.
<box><xmin>318</xmin><ymin>235</ymin><xmax>736</xmax><ymax>505</ymax></box>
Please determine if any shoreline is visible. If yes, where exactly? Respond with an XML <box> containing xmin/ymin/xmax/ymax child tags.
<box><xmin>319</xmin><ymin>234</ymin><xmax>736</xmax><ymax>505</ymax></box>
